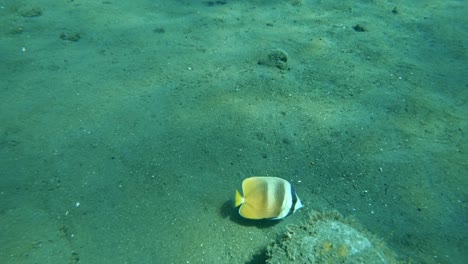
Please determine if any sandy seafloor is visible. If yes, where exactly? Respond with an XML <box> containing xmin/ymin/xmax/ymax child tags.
<box><xmin>0</xmin><ymin>0</ymin><xmax>466</xmax><ymax>263</ymax></box>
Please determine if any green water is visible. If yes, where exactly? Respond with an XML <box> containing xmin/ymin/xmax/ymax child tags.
<box><xmin>1</xmin><ymin>0</ymin><xmax>466</xmax><ymax>263</ymax></box>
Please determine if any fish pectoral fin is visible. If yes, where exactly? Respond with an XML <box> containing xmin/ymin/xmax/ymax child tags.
<box><xmin>235</xmin><ymin>189</ymin><xmax>244</xmax><ymax>207</ymax></box>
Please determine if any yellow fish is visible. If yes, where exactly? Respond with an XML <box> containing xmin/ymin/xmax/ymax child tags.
<box><xmin>235</xmin><ymin>176</ymin><xmax>303</xmax><ymax>220</ymax></box>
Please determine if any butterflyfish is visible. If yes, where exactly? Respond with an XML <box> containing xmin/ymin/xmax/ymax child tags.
<box><xmin>235</xmin><ymin>176</ymin><xmax>303</xmax><ymax>220</ymax></box>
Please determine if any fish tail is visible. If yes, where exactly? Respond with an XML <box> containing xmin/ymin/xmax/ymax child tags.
<box><xmin>235</xmin><ymin>189</ymin><xmax>244</xmax><ymax>207</ymax></box>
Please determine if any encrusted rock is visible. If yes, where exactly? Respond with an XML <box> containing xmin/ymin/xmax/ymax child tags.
<box><xmin>266</xmin><ymin>210</ymin><xmax>401</xmax><ymax>264</ymax></box>
<box><xmin>258</xmin><ymin>48</ymin><xmax>289</xmax><ymax>70</ymax></box>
